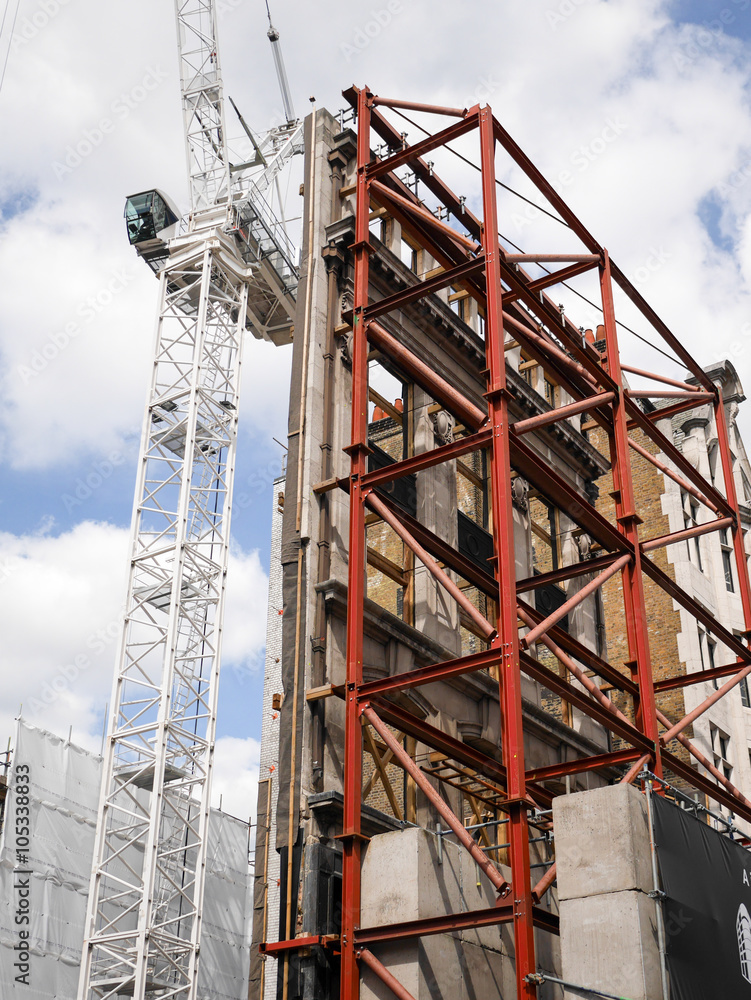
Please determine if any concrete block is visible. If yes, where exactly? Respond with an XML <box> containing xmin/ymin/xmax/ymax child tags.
<box><xmin>554</xmin><ymin>783</ymin><xmax>652</xmax><ymax>900</ymax></box>
<box><xmin>360</xmin><ymin>826</ymin><xmax>515</xmax><ymax>1000</ymax></box>
<box><xmin>560</xmin><ymin>891</ymin><xmax>662</xmax><ymax>1000</ymax></box>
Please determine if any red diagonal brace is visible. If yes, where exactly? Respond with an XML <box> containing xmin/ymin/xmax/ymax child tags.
<box><xmin>362</xmin><ymin>706</ymin><xmax>510</xmax><ymax>896</ymax></box>
<box><xmin>358</xmin><ymin>949</ymin><xmax>417</xmax><ymax>1000</ymax></box>
<box><xmin>365</xmin><ymin>491</ymin><xmax>496</xmax><ymax>641</ymax></box>
<box><xmin>521</xmin><ymin>553</ymin><xmax>631</xmax><ymax>649</ymax></box>
<box><xmin>367</xmin><ymin>320</ymin><xmax>486</xmax><ymax>431</ymax></box>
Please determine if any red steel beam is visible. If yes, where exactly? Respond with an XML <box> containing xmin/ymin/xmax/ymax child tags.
<box><xmin>600</xmin><ymin>251</ymin><xmax>663</xmax><ymax>776</ymax></box>
<box><xmin>490</xmin><ymin>115</ymin><xmax>715</xmax><ymax>391</ymax></box>
<box><xmin>660</xmin><ymin>661</ymin><xmax>751</xmax><ymax>744</ymax></box>
<box><xmin>633</xmin><ymin>396</ymin><xmax>715</xmax><ymax>425</ymax></box>
<box><xmin>361</xmin><ymin>427</ymin><xmax>492</xmax><ymax>490</ymax></box>
<box><xmin>343</xmin><ymin>87</ymin><xmax>485</xmax><ymax>239</ymax></box>
<box><xmin>654</xmin><ymin>661</ymin><xmax>748</xmax><ymax>692</ymax></box>
<box><xmin>363</xmin><ymin>256</ymin><xmax>487</xmax><ymax>321</ymax></box>
<box><xmin>714</xmin><ymin>387</ymin><xmax>751</xmax><ymax>635</ymax></box>
<box><xmin>339</xmin><ymin>83</ymin><xmax>372</xmax><ymax>1000</ymax></box>
<box><xmin>525</xmin><ymin>749</ymin><xmax>642</xmax><ymax>783</ymax></box>
<box><xmin>511</xmin><ymin>434</ymin><xmax>631</xmax><ymax>554</ymax></box>
<box><xmin>519</xmin><ymin>651</ymin><xmax>655</xmax><ymax>754</ymax></box>
<box><xmin>516</xmin><ymin>553</ymin><xmax>620</xmax><ymax>593</ymax></box>
<box><xmin>504</xmin><ymin>253</ymin><xmax>601</xmax><ymax>263</ymax></box>
<box><xmin>503</xmin><ymin>258</ymin><xmax>602</xmax><ymax>304</ymax></box>
<box><xmin>641</xmin><ymin>553</ymin><xmax>751</xmax><ymax>663</ymax></box>
<box><xmin>357</xmin><ymin>647</ymin><xmax>499</xmax><ymax>699</ymax></box>
<box><xmin>355</xmin><ymin>904</ymin><xmax>514</xmax><ymax>945</ymax></box>
<box><xmin>626</xmin><ymin>389</ymin><xmax>715</xmax><ymax>401</ymax></box>
<box><xmin>517</xmin><ymin>596</ymin><xmax>639</xmax><ymax>697</ymax></box>
<box><xmin>479</xmin><ymin>105</ymin><xmax>538</xmax><ymax>1000</ymax></box>
<box><xmin>370</xmin><ymin>179</ymin><xmax>480</xmax><ymax>252</ymax></box>
<box><xmin>502</xmin><ymin>309</ymin><xmax>598</xmax><ymax>389</ymax></box>
<box><xmin>260</xmin><ymin>936</ymin><xmax>330</xmax><ymax>954</ymax></box>
<box><xmin>624</xmin><ymin>397</ymin><xmax>734</xmax><ymax>517</ymax></box>
<box><xmin>620</xmin><ymin>364</ymin><xmax>704</xmax><ymax>393</ymax></box>
<box><xmin>354</xmin><ymin>904</ymin><xmax>558</xmax><ymax>944</ymax></box>
<box><xmin>663</xmin><ymin>748</ymin><xmax>751</xmax><ymax>824</ymax></box>
<box><xmin>367</xmin><ymin>110</ymin><xmax>478</xmax><ymax>179</ymax></box>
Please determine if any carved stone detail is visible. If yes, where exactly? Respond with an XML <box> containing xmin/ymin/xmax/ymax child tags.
<box><xmin>431</xmin><ymin>410</ymin><xmax>455</xmax><ymax>446</ymax></box>
<box><xmin>511</xmin><ymin>476</ymin><xmax>529</xmax><ymax>512</ymax></box>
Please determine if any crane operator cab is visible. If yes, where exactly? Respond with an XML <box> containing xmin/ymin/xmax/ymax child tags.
<box><xmin>124</xmin><ymin>189</ymin><xmax>181</xmax><ymax>274</ymax></box>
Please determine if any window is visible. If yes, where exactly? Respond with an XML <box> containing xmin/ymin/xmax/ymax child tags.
<box><xmin>708</xmin><ymin>443</ymin><xmax>719</xmax><ymax>489</ymax></box>
<box><xmin>519</xmin><ymin>356</ymin><xmax>537</xmax><ymax>390</ymax></box>
<box><xmin>530</xmin><ymin>498</ymin><xmax>560</xmax><ymax>572</ymax></box>
<box><xmin>682</xmin><ymin>491</ymin><xmax>703</xmax><ymax>571</ymax></box>
<box><xmin>741</xmin><ymin>676</ymin><xmax>750</xmax><ymax>709</ymax></box>
<box><xmin>721</xmin><ymin>529</ymin><xmax>735</xmax><ymax>593</ymax></box>
<box><xmin>698</xmin><ymin>627</ymin><xmax>717</xmax><ymax>686</ymax></box>
<box><xmin>711</xmin><ymin>725</ymin><xmax>732</xmax><ymax>784</ymax></box>
<box><xmin>544</xmin><ymin>378</ymin><xmax>558</xmax><ymax>408</ymax></box>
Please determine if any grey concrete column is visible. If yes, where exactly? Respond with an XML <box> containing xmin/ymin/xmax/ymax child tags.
<box><xmin>555</xmin><ymin>783</ymin><xmax>663</xmax><ymax>1000</ymax></box>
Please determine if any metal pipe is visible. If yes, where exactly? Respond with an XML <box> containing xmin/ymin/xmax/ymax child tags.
<box><xmin>531</xmin><ymin>861</ymin><xmax>556</xmax><ymax>902</ymax></box>
<box><xmin>660</xmin><ymin>660</ymin><xmax>751</xmax><ymax>744</ymax></box>
<box><xmin>641</xmin><ymin>515</ymin><xmax>735</xmax><ymax>553</ymax></box>
<box><xmin>521</xmin><ymin>554</ymin><xmax>631</xmax><ymax>649</ymax></box>
<box><xmin>628</xmin><ymin>435</ymin><xmax>719</xmax><ymax>513</ymax></box>
<box><xmin>370</xmin><ymin>178</ymin><xmax>481</xmax><ymax>253</ymax></box>
<box><xmin>625</xmin><ymin>389</ymin><xmax>714</xmax><ymax>400</ymax></box>
<box><xmin>645</xmin><ymin>781</ymin><xmax>671</xmax><ymax>1000</ymax></box>
<box><xmin>656</xmin><ymin>706</ymin><xmax>751</xmax><ymax>810</ymax></box>
<box><xmin>365</xmin><ymin>492</ymin><xmax>496</xmax><ymax>640</ymax></box>
<box><xmin>512</xmin><ymin>392</ymin><xmax>615</xmax><ymax>436</ymax></box>
<box><xmin>502</xmin><ymin>310</ymin><xmax>598</xmax><ymax>387</ymax></box>
<box><xmin>358</xmin><ymin>948</ymin><xmax>418</xmax><ymax>1000</ymax></box>
<box><xmin>367</xmin><ymin>320</ymin><xmax>486</xmax><ymax>431</ymax></box>
<box><xmin>526</xmin><ymin>971</ymin><xmax>639</xmax><ymax>1000</ymax></box>
<box><xmin>622</xmin><ymin>754</ymin><xmax>652</xmax><ymax>785</ymax></box>
<box><xmin>371</xmin><ymin>96</ymin><xmax>468</xmax><ymax>118</ymax></box>
<box><xmin>504</xmin><ymin>253</ymin><xmax>601</xmax><ymax>263</ymax></box>
<box><xmin>363</xmin><ymin>707</ymin><xmax>510</xmax><ymax>894</ymax></box>
<box><xmin>620</xmin><ymin>364</ymin><xmax>702</xmax><ymax>393</ymax></box>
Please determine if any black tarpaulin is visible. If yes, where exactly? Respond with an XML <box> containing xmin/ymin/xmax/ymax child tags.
<box><xmin>653</xmin><ymin>793</ymin><xmax>751</xmax><ymax>999</ymax></box>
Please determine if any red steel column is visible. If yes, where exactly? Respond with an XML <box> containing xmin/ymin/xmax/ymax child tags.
<box><xmin>341</xmin><ymin>85</ymin><xmax>372</xmax><ymax>1000</ymax></box>
<box><xmin>714</xmin><ymin>386</ymin><xmax>751</xmax><ymax>641</ymax></box>
<box><xmin>478</xmin><ymin>105</ymin><xmax>537</xmax><ymax>999</ymax></box>
<box><xmin>600</xmin><ymin>251</ymin><xmax>662</xmax><ymax>775</ymax></box>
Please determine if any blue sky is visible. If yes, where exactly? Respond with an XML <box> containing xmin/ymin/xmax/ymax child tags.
<box><xmin>2</xmin><ymin>0</ymin><xmax>751</xmax><ymax>818</ymax></box>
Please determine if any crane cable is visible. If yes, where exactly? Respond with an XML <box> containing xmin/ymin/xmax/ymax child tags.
<box><xmin>0</xmin><ymin>0</ymin><xmax>22</xmax><ymax>96</ymax></box>
<box><xmin>388</xmin><ymin>105</ymin><xmax>688</xmax><ymax>371</ymax></box>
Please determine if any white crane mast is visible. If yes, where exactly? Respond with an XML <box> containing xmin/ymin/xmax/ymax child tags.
<box><xmin>177</xmin><ymin>0</ymin><xmax>231</xmax><ymax>214</ymax></box>
<box><xmin>78</xmin><ymin>3</ymin><xmax>299</xmax><ymax>999</ymax></box>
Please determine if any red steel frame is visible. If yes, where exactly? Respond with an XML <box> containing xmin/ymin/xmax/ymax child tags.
<box><xmin>317</xmin><ymin>87</ymin><xmax>751</xmax><ymax>999</ymax></box>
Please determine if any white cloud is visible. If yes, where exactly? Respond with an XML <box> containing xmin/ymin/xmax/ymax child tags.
<box><xmin>2</xmin><ymin>0</ymin><xmax>750</xmax><ymax>467</ymax></box>
<box><xmin>0</xmin><ymin>520</ymin><xmax>129</xmax><ymax>750</ymax></box>
<box><xmin>223</xmin><ymin>544</ymin><xmax>270</xmax><ymax>671</ymax></box>
<box><xmin>0</xmin><ymin>520</ymin><xmax>268</xmax><ymax>751</ymax></box>
<box><xmin>211</xmin><ymin>735</ymin><xmax>261</xmax><ymax>822</ymax></box>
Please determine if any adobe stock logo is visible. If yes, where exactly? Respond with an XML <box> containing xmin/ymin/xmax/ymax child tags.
<box><xmin>738</xmin><ymin>903</ymin><xmax>751</xmax><ymax>984</ymax></box>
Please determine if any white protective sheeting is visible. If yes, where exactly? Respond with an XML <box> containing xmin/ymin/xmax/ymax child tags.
<box><xmin>0</xmin><ymin>719</ymin><xmax>251</xmax><ymax>1000</ymax></box>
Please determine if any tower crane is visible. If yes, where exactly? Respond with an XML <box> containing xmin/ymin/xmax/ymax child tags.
<box><xmin>78</xmin><ymin>4</ymin><xmax>301</xmax><ymax>999</ymax></box>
